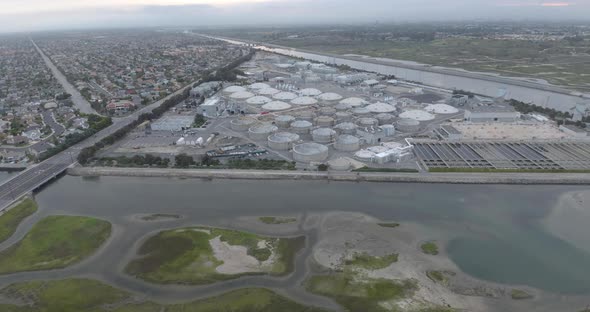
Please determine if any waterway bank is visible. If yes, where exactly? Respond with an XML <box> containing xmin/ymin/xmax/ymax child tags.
<box><xmin>68</xmin><ymin>166</ymin><xmax>590</xmax><ymax>185</ymax></box>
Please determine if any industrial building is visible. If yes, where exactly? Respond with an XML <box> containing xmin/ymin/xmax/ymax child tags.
<box><xmin>464</xmin><ymin>105</ymin><xmax>521</xmax><ymax>123</ymax></box>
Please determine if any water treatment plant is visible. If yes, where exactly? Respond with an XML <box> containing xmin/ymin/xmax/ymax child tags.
<box><xmin>100</xmin><ymin>49</ymin><xmax>590</xmax><ymax>173</ymax></box>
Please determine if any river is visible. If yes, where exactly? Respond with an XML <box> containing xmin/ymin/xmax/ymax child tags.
<box><xmin>0</xmin><ymin>176</ymin><xmax>589</xmax><ymax>308</ymax></box>
<box><xmin>208</xmin><ymin>36</ymin><xmax>589</xmax><ymax>113</ymax></box>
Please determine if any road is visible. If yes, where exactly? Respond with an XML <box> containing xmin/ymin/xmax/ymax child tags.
<box><xmin>30</xmin><ymin>38</ymin><xmax>98</xmax><ymax>115</ymax></box>
<box><xmin>0</xmin><ymin>77</ymin><xmax>202</xmax><ymax>211</ymax></box>
<box><xmin>203</xmin><ymin>35</ymin><xmax>590</xmax><ymax>100</ymax></box>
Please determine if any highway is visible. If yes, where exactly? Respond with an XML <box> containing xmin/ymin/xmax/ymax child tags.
<box><xmin>30</xmin><ymin>38</ymin><xmax>99</xmax><ymax>115</ymax></box>
<box><xmin>0</xmin><ymin>77</ymin><xmax>201</xmax><ymax>211</ymax></box>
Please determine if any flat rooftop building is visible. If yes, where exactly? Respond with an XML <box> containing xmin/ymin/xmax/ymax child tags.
<box><xmin>464</xmin><ymin>105</ymin><xmax>520</xmax><ymax>123</ymax></box>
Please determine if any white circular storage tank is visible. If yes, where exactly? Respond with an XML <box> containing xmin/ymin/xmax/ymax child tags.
<box><xmin>290</xmin><ymin>120</ymin><xmax>314</xmax><ymax>134</ymax></box>
<box><xmin>296</xmin><ymin>111</ymin><xmax>316</xmax><ymax>121</ymax></box>
<box><xmin>275</xmin><ymin>115</ymin><xmax>296</xmax><ymax>128</ymax></box>
<box><xmin>328</xmin><ymin>158</ymin><xmax>352</xmax><ymax>171</ymax></box>
<box><xmin>319</xmin><ymin>107</ymin><xmax>336</xmax><ymax>116</ymax></box>
<box><xmin>262</xmin><ymin>101</ymin><xmax>292</xmax><ymax>111</ymax></box>
<box><xmin>334</xmin><ymin>122</ymin><xmax>358</xmax><ymax>135</ymax></box>
<box><xmin>249</xmin><ymin>124</ymin><xmax>278</xmax><ymax>140</ymax></box>
<box><xmin>335</xmin><ymin>112</ymin><xmax>352</xmax><ymax>122</ymax></box>
<box><xmin>355</xmin><ymin>150</ymin><xmax>376</xmax><ymax>162</ymax></box>
<box><xmin>268</xmin><ymin>132</ymin><xmax>300</xmax><ymax>151</ymax></box>
<box><xmin>352</xmin><ymin>107</ymin><xmax>371</xmax><ymax>116</ymax></box>
<box><xmin>249</xmin><ymin>83</ymin><xmax>270</xmax><ymax>90</ymax></box>
<box><xmin>340</xmin><ymin>97</ymin><xmax>367</xmax><ymax>107</ymax></box>
<box><xmin>317</xmin><ymin>92</ymin><xmax>343</xmax><ymax>102</ymax></box>
<box><xmin>335</xmin><ymin>135</ymin><xmax>361</xmax><ymax>152</ymax></box>
<box><xmin>312</xmin><ymin>128</ymin><xmax>337</xmax><ymax>143</ymax></box>
<box><xmin>375</xmin><ymin>113</ymin><xmax>395</xmax><ymax>125</ymax></box>
<box><xmin>246</xmin><ymin>96</ymin><xmax>272</xmax><ymax>105</ymax></box>
<box><xmin>399</xmin><ymin>110</ymin><xmax>435</xmax><ymax>121</ymax></box>
<box><xmin>293</xmin><ymin>143</ymin><xmax>329</xmax><ymax>163</ymax></box>
<box><xmin>230</xmin><ymin>91</ymin><xmax>255</xmax><ymax>100</ymax></box>
<box><xmin>314</xmin><ymin>116</ymin><xmax>335</xmax><ymax>127</ymax></box>
<box><xmin>425</xmin><ymin>104</ymin><xmax>459</xmax><ymax>114</ymax></box>
<box><xmin>291</xmin><ymin>97</ymin><xmax>318</xmax><ymax>106</ymax></box>
<box><xmin>366</xmin><ymin>102</ymin><xmax>396</xmax><ymax>114</ymax></box>
<box><xmin>273</xmin><ymin>92</ymin><xmax>298</xmax><ymax>101</ymax></box>
<box><xmin>257</xmin><ymin>88</ymin><xmax>280</xmax><ymax>96</ymax></box>
<box><xmin>299</xmin><ymin>88</ymin><xmax>322</xmax><ymax>96</ymax></box>
<box><xmin>396</xmin><ymin>118</ymin><xmax>421</xmax><ymax>132</ymax></box>
<box><xmin>223</xmin><ymin>85</ymin><xmax>247</xmax><ymax>94</ymax></box>
<box><xmin>230</xmin><ymin>118</ymin><xmax>257</xmax><ymax>131</ymax></box>
<box><xmin>357</xmin><ymin>117</ymin><xmax>379</xmax><ymax>127</ymax></box>
<box><xmin>334</xmin><ymin>103</ymin><xmax>352</xmax><ymax>112</ymax></box>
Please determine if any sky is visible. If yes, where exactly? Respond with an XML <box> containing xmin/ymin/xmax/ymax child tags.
<box><xmin>0</xmin><ymin>0</ymin><xmax>587</xmax><ymax>33</ymax></box>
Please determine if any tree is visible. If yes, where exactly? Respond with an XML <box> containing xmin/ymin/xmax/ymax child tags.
<box><xmin>174</xmin><ymin>154</ymin><xmax>196</xmax><ymax>168</ymax></box>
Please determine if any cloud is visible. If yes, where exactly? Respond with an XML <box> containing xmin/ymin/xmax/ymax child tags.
<box><xmin>0</xmin><ymin>0</ymin><xmax>587</xmax><ymax>33</ymax></box>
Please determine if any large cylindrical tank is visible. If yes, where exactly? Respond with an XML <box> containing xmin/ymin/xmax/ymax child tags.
<box><xmin>357</xmin><ymin>117</ymin><xmax>379</xmax><ymax>127</ymax></box>
<box><xmin>396</xmin><ymin>118</ymin><xmax>421</xmax><ymax>132</ymax></box>
<box><xmin>312</xmin><ymin>128</ymin><xmax>337</xmax><ymax>143</ymax></box>
<box><xmin>334</xmin><ymin>135</ymin><xmax>361</xmax><ymax>152</ymax></box>
<box><xmin>248</xmin><ymin>124</ymin><xmax>278</xmax><ymax>140</ymax></box>
<box><xmin>293</xmin><ymin>143</ymin><xmax>329</xmax><ymax>163</ymax></box>
<box><xmin>334</xmin><ymin>122</ymin><xmax>358</xmax><ymax>135</ymax></box>
<box><xmin>319</xmin><ymin>107</ymin><xmax>336</xmax><ymax>116</ymax></box>
<box><xmin>268</xmin><ymin>132</ymin><xmax>300</xmax><ymax>151</ymax></box>
<box><xmin>334</xmin><ymin>103</ymin><xmax>352</xmax><ymax>112</ymax></box>
<box><xmin>297</xmin><ymin>111</ymin><xmax>316</xmax><ymax>122</ymax></box>
<box><xmin>275</xmin><ymin>115</ymin><xmax>296</xmax><ymax>128</ymax></box>
<box><xmin>314</xmin><ymin>116</ymin><xmax>335</xmax><ymax>127</ymax></box>
<box><xmin>290</xmin><ymin>120</ymin><xmax>313</xmax><ymax>135</ymax></box>
<box><xmin>375</xmin><ymin>113</ymin><xmax>395</xmax><ymax>125</ymax></box>
<box><xmin>352</xmin><ymin>107</ymin><xmax>371</xmax><ymax>116</ymax></box>
<box><xmin>230</xmin><ymin>118</ymin><xmax>257</xmax><ymax>131</ymax></box>
<box><xmin>335</xmin><ymin>112</ymin><xmax>352</xmax><ymax>122</ymax></box>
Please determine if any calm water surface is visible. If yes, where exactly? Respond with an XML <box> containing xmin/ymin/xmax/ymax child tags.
<box><xmin>33</xmin><ymin>176</ymin><xmax>590</xmax><ymax>294</ymax></box>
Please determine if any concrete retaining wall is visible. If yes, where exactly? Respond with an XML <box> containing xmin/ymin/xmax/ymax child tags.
<box><xmin>68</xmin><ymin>167</ymin><xmax>590</xmax><ymax>185</ymax></box>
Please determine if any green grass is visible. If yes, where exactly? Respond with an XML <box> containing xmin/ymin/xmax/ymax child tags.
<box><xmin>426</xmin><ymin>270</ymin><xmax>456</xmax><ymax>286</ymax></box>
<box><xmin>307</xmin><ymin>274</ymin><xmax>418</xmax><ymax>312</ymax></box>
<box><xmin>377</xmin><ymin>222</ymin><xmax>400</xmax><ymax>228</ymax></box>
<box><xmin>344</xmin><ymin>252</ymin><xmax>398</xmax><ymax>270</ymax></box>
<box><xmin>511</xmin><ymin>289</ymin><xmax>533</xmax><ymax>300</ymax></box>
<box><xmin>0</xmin><ymin>216</ymin><xmax>111</xmax><ymax>274</ymax></box>
<box><xmin>259</xmin><ymin>216</ymin><xmax>297</xmax><ymax>225</ymax></box>
<box><xmin>0</xmin><ymin>197</ymin><xmax>37</xmax><ymax>243</ymax></box>
<box><xmin>140</xmin><ymin>214</ymin><xmax>181</xmax><ymax>221</ymax></box>
<box><xmin>0</xmin><ymin>279</ymin><xmax>328</xmax><ymax>312</ymax></box>
<box><xmin>125</xmin><ymin>227</ymin><xmax>304</xmax><ymax>284</ymax></box>
<box><xmin>421</xmin><ymin>242</ymin><xmax>439</xmax><ymax>256</ymax></box>
<box><xmin>164</xmin><ymin>287</ymin><xmax>326</xmax><ymax>312</ymax></box>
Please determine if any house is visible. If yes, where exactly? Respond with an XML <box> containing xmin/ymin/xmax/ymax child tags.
<box><xmin>72</xmin><ymin>118</ymin><xmax>89</xmax><ymax>129</ymax></box>
<box><xmin>106</xmin><ymin>100</ymin><xmax>135</xmax><ymax>115</ymax></box>
<box><xmin>22</xmin><ymin>129</ymin><xmax>42</xmax><ymax>141</ymax></box>
<box><xmin>6</xmin><ymin>135</ymin><xmax>29</xmax><ymax>145</ymax></box>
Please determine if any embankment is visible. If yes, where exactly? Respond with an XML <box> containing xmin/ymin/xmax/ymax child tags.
<box><xmin>68</xmin><ymin>167</ymin><xmax>590</xmax><ymax>185</ymax></box>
